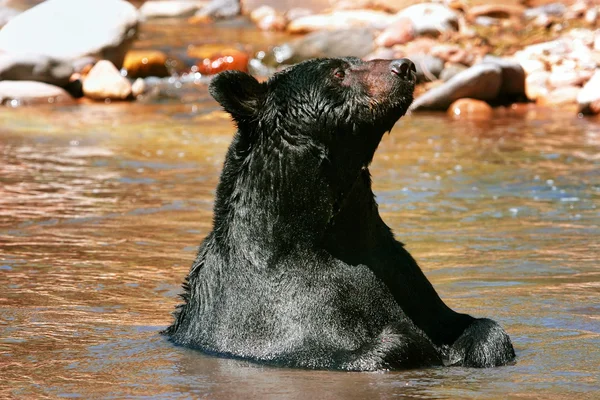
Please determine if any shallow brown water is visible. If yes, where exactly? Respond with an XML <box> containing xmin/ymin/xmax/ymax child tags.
<box><xmin>1</xmin><ymin>99</ymin><xmax>599</xmax><ymax>399</ymax></box>
<box><xmin>1</xmin><ymin>15</ymin><xmax>600</xmax><ymax>400</ymax></box>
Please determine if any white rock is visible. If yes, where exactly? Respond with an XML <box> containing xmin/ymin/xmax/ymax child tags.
<box><xmin>0</xmin><ymin>53</ymin><xmax>73</xmax><ymax>86</ymax></box>
<box><xmin>131</xmin><ymin>77</ymin><xmax>146</xmax><ymax>97</ymax></box>
<box><xmin>82</xmin><ymin>60</ymin><xmax>132</xmax><ymax>100</ymax></box>
<box><xmin>0</xmin><ymin>0</ymin><xmax>140</xmax><ymax>68</ymax></box>
<box><xmin>140</xmin><ymin>1</ymin><xmax>205</xmax><ymax>19</ymax></box>
<box><xmin>287</xmin><ymin>10</ymin><xmax>394</xmax><ymax>33</ymax></box>
<box><xmin>0</xmin><ymin>80</ymin><xmax>73</xmax><ymax>106</ymax></box>
<box><xmin>0</xmin><ymin>6</ymin><xmax>19</xmax><ymax>26</ymax></box>
<box><xmin>396</xmin><ymin>3</ymin><xmax>459</xmax><ymax>36</ymax></box>
<box><xmin>519</xmin><ymin>59</ymin><xmax>546</xmax><ymax>75</ymax></box>
<box><xmin>577</xmin><ymin>69</ymin><xmax>600</xmax><ymax>114</ymax></box>
<box><xmin>525</xmin><ymin>71</ymin><xmax>550</xmax><ymax>100</ymax></box>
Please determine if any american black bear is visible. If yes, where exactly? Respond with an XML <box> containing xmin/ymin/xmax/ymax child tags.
<box><xmin>164</xmin><ymin>57</ymin><xmax>515</xmax><ymax>370</ymax></box>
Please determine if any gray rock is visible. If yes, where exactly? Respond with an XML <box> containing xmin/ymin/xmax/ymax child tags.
<box><xmin>440</xmin><ymin>63</ymin><xmax>468</xmax><ymax>82</ymax></box>
<box><xmin>0</xmin><ymin>80</ymin><xmax>74</xmax><ymax>106</ymax></box>
<box><xmin>196</xmin><ymin>0</ymin><xmax>240</xmax><ymax>18</ymax></box>
<box><xmin>0</xmin><ymin>0</ymin><xmax>140</xmax><ymax>68</ymax></box>
<box><xmin>408</xmin><ymin>53</ymin><xmax>444</xmax><ymax>83</ymax></box>
<box><xmin>0</xmin><ymin>53</ymin><xmax>73</xmax><ymax>87</ymax></box>
<box><xmin>482</xmin><ymin>55</ymin><xmax>526</xmax><ymax>98</ymax></box>
<box><xmin>411</xmin><ymin>63</ymin><xmax>502</xmax><ymax>111</ymax></box>
<box><xmin>524</xmin><ymin>3</ymin><xmax>566</xmax><ymax>19</ymax></box>
<box><xmin>0</xmin><ymin>6</ymin><xmax>19</xmax><ymax>27</ymax></box>
<box><xmin>577</xmin><ymin>69</ymin><xmax>600</xmax><ymax>115</ymax></box>
<box><xmin>397</xmin><ymin>3</ymin><xmax>459</xmax><ymax>36</ymax></box>
<box><xmin>264</xmin><ymin>28</ymin><xmax>375</xmax><ymax>66</ymax></box>
<box><xmin>140</xmin><ymin>1</ymin><xmax>204</xmax><ymax>19</ymax></box>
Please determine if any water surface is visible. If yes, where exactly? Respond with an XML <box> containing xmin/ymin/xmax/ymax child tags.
<box><xmin>1</xmin><ymin>19</ymin><xmax>599</xmax><ymax>400</ymax></box>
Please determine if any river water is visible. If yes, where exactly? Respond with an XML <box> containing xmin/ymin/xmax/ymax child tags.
<box><xmin>1</xmin><ymin>18</ymin><xmax>599</xmax><ymax>400</ymax></box>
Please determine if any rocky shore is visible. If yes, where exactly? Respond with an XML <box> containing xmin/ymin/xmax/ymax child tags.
<box><xmin>0</xmin><ymin>0</ymin><xmax>599</xmax><ymax>117</ymax></box>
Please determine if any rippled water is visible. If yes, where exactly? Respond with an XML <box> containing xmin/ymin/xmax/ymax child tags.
<box><xmin>1</xmin><ymin>100</ymin><xmax>598</xmax><ymax>399</ymax></box>
<box><xmin>1</xmin><ymin>17</ymin><xmax>600</xmax><ymax>400</ymax></box>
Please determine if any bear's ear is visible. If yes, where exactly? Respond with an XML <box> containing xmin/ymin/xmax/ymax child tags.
<box><xmin>209</xmin><ymin>70</ymin><xmax>266</xmax><ymax>121</ymax></box>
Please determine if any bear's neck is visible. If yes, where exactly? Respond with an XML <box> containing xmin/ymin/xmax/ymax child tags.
<box><xmin>211</xmin><ymin>131</ymin><xmax>355</xmax><ymax>260</ymax></box>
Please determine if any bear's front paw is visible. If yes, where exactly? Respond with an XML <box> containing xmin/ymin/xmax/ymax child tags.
<box><xmin>447</xmin><ymin>318</ymin><xmax>515</xmax><ymax>368</ymax></box>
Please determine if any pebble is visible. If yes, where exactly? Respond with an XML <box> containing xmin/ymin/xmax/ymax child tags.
<box><xmin>549</xmin><ymin>68</ymin><xmax>593</xmax><ymax>88</ymax></box>
<box><xmin>123</xmin><ymin>50</ymin><xmax>170</xmax><ymax>78</ymax></box>
<box><xmin>139</xmin><ymin>1</ymin><xmax>205</xmax><ymax>18</ymax></box>
<box><xmin>431</xmin><ymin>44</ymin><xmax>475</xmax><ymax>66</ymax></box>
<box><xmin>375</xmin><ymin>17</ymin><xmax>414</xmax><ymax>48</ymax></box>
<box><xmin>0</xmin><ymin>80</ymin><xmax>74</xmax><ymax>106</ymax></box>
<box><xmin>195</xmin><ymin>48</ymin><xmax>249</xmax><ymax>74</ymax></box>
<box><xmin>525</xmin><ymin>71</ymin><xmax>550</xmax><ymax>101</ymax></box>
<box><xmin>448</xmin><ymin>98</ymin><xmax>493</xmax><ymax>120</ymax></box>
<box><xmin>538</xmin><ymin>85</ymin><xmax>580</xmax><ymax>106</ymax></box>
<box><xmin>131</xmin><ymin>78</ymin><xmax>147</xmax><ymax>97</ymax></box>
<box><xmin>0</xmin><ymin>0</ymin><xmax>140</xmax><ymax>68</ymax></box>
<box><xmin>195</xmin><ymin>0</ymin><xmax>240</xmax><ymax>18</ymax></box>
<box><xmin>524</xmin><ymin>3</ymin><xmax>567</xmax><ymax>19</ymax></box>
<box><xmin>519</xmin><ymin>59</ymin><xmax>546</xmax><ymax>75</ymax></box>
<box><xmin>254</xmin><ymin>8</ymin><xmax>287</xmax><ymax>31</ymax></box>
<box><xmin>577</xmin><ymin>69</ymin><xmax>600</xmax><ymax>115</ymax></box>
<box><xmin>396</xmin><ymin>3</ymin><xmax>459</xmax><ymax>36</ymax></box>
<box><xmin>82</xmin><ymin>60</ymin><xmax>132</xmax><ymax>100</ymax></box>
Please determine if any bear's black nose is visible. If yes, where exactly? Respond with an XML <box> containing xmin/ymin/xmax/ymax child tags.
<box><xmin>390</xmin><ymin>59</ymin><xmax>416</xmax><ymax>80</ymax></box>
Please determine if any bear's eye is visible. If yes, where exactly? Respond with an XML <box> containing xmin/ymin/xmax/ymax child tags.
<box><xmin>334</xmin><ymin>69</ymin><xmax>345</xmax><ymax>79</ymax></box>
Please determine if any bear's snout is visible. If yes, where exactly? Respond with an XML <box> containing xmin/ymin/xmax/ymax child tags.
<box><xmin>390</xmin><ymin>59</ymin><xmax>416</xmax><ymax>82</ymax></box>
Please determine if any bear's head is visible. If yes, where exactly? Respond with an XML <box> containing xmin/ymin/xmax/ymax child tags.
<box><xmin>209</xmin><ymin>57</ymin><xmax>416</xmax><ymax>172</ymax></box>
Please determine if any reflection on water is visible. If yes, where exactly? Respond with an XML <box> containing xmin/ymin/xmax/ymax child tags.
<box><xmin>1</xmin><ymin>100</ymin><xmax>598</xmax><ymax>399</ymax></box>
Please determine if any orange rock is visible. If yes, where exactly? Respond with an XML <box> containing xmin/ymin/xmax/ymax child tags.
<box><xmin>188</xmin><ymin>44</ymin><xmax>239</xmax><ymax>59</ymax></box>
<box><xmin>194</xmin><ymin>49</ymin><xmax>250</xmax><ymax>75</ymax></box>
<box><xmin>448</xmin><ymin>98</ymin><xmax>493</xmax><ymax>120</ymax></box>
<box><xmin>123</xmin><ymin>50</ymin><xmax>170</xmax><ymax>79</ymax></box>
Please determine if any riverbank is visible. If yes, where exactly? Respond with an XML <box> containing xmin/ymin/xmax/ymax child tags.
<box><xmin>0</xmin><ymin>0</ymin><xmax>599</xmax><ymax>118</ymax></box>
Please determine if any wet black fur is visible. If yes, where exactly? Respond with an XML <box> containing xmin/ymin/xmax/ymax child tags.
<box><xmin>164</xmin><ymin>58</ymin><xmax>515</xmax><ymax>370</ymax></box>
